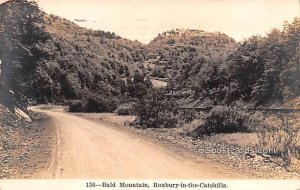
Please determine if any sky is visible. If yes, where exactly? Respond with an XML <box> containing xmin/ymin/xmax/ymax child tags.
<box><xmin>2</xmin><ymin>0</ymin><xmax>299</xmax><ymax>43</ymax></box>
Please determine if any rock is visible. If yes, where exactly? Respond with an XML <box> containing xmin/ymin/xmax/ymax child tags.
<box><xmin>253</xmin><ymin>156</ymin><xmax>263</xmax><ymax>162</ymax></box>
<box><xmin>14</xmin><ymin>108</ymin><xmax>32</xmax><ymax>122</ymax></box>
<box><xmin>245</xmin><ymin>152</ymin><xmax>256</xmax><ymax>158</ymax></box>
<box><xmin>262</xmin><ymin>153</ymin><xmax>271</xmax><ymax>159</ymax></box>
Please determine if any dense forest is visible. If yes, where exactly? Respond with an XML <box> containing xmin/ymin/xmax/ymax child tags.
<box><xmin>1</xmin><ymin>0</ymin><xmax>300</xmax><ymax>113</ymax></box>
<box><xmin>174</xmin><ymin>22</ymin><xmax>300</xmax><ymax>107</ymax></box>
<box><xmin>0</xmin><ymin>0</ymin><xmax>149</xmax><ymax>112</ymax></box>
<box><xmin>144</xmin><ymin>22</ymin><xmax>300</xmax><ymax>108</ymax></box>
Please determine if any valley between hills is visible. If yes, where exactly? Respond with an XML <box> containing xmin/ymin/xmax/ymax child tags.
<box><xmin>0</xmin><ymin>0</ymin><xmax>300</xmax><ymax>179</ymax></box>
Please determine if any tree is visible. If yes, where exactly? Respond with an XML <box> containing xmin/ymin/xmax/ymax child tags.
<box><xmin>0</xmin><ymin>0</ymin><xmax>49</xmax><ymax>104</ymax></box>
<box><xmin>127</xmin><ymin>71</ymin><xmax>152</xmax><ymax>99</ymax></box>
<box><xmin>135</xmin><ymin>89</ymin><xmax>179</xmax><ymax>128</ymax></box>
<box><xmin>224</xmin><ymin>36</ymin><xmax>264</xmax><ymax>103</ymax></box>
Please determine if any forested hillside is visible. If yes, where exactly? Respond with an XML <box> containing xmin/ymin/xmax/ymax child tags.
<box><xmin>1</xmin><ymin>0</ymin><xmax>300</xmax><ymax>112</ymax></box>
<box><xmin>172</xmin><ymin>20</ymin><xmax>300</xmax><ymax>107</ymax></box>
<box><xmin>0</xmin><ymin>0</ymin><xmax>146</xmax><ymax>111</ymax></box>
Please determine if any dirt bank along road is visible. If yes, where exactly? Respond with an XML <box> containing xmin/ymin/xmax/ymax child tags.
<box><xmin>30</xmin><ymin>106</ymin><xmax>246</xmax><ymax>179</ymax></box>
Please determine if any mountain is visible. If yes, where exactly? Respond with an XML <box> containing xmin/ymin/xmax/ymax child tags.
<box><xmin>149</xmin><ymin>28</ymin><xmax>236</xmax><ymax>53</ymax></box>
<box><xmin>0</xmin><ymin>0</ymin><xmax>147</xmax><ymax>111</ymax></box>
<box><xmin>169</xmin><ymin>20</ymin><xmax>300</xmax><ymax>107</ymax></box>
<box><xmin>1</xmin><ymin>0</ymin><xmax>300</xmax><ymax>112</ymax></box>
<box><xmin>144</xmin><ymin>29</ymin><xmax>237</xmax><ymax>80</ymax></box>
<box><xmin>143</xmin><ymin>24</ymin><xmax>300</xmax><ymax>107</ymax></box>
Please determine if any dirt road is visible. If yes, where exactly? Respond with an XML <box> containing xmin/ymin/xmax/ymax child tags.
<box><xmin>30</xmin><ymin>106</ymin><xmax>246</xmax><ymax>179</ymax></box>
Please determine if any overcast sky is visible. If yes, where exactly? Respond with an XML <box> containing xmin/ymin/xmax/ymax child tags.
<box><xmin>2</xmin><ymin>0</ymin><xmax>299</xmax><ymax>43</ymax></box>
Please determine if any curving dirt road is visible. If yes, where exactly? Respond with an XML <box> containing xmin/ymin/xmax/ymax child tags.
<box><xmin>30</xmin><ymin>106</ymin><xmax>246</xmax><ymax>179</ymax></box>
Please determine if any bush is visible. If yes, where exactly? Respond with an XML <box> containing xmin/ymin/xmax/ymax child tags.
<box><xmin>68</xmin><ymin>94</ymin><xmax>118</xmax><ymax>113</ymax></box>
<box><xmin>151</xmin><ymin>67</ymin><xmax>166</xmax><ymax>78</ymax></box>
<box><xmin>69</xmin><ymin>99</ymin><xmax>85</xmax><ymax>112</ymax></box>
<box><xmin>192</xmin><ymin>106</ymin><xmax>254</xmax><ymax>137</ymax></box>
<box><xmin>257</xmin><ymin>115</ymin><xmax>300</xmax><ymax>171</ymax></box>
<box><xmin>85</xmin><ymin>95</ymin><xmax>118</xmax><ymax>112</ymax></box>
<box><xmin>114</xmin><ymin>102</ymin><xmax>136</xmax><ymax>115</ymax></box>
<box><xmin>134</xmin><ymin>89</ymin><xmax>179</xmax><ymax>128</ymax></box>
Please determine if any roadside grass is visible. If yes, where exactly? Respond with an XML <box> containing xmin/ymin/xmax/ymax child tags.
<box><xmin>74</xmin><ymin>112</ymin><xmax>136</xmax><ymax>127</ymax></box>
<box><xmin>256</xmin><ymin>114</ymin><xmax>300</xmax><ymax>172</ymax></box>
<box><xmin>181</xmin><ymin>112</ymin><xmax>300</xmax><ymax>173</ymax></box>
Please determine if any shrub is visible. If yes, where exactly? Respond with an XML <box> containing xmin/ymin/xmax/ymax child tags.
<box><xmin>134</xmin><ymin>89</ymin><xmax>179</xmax><ymax>128</ymax></box>
<box><xmin>68</xmin><ymin>94</ymin><xmax>118</xmax><ymax>113</ymax></box>
<box><xmin>192</xmin><ymin>106</ymin><xmax>254</xmax><ymax>137</ymax></box>
<box><xmin>68</xmin><ymin>99</ymin><xmax>85</xmax><ymax>112</ymax></box>
<box><xmin>151</xmin><ymin>67</ymin><xmax>166</xmax><ymax>78</ymax></box>
<box><xmin>257</xmin><ymin>115</ymin><xmax>300</xmax><ymax>171</ymax></box>
<box><xmin>114</xmin><ymin>102</ymin><xmax>136</xmax><ymax>115</ymax></box>
<box><xmin>85</xmin><ymin>95</ymin><xmax>118</xmax><ymax>112</ymax></box>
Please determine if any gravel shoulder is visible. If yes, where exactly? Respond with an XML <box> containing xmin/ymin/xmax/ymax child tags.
<box><xmin>0</xmin><ymin>105</ymin><xmax>55</xmax><ymax>179</ymax></box>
